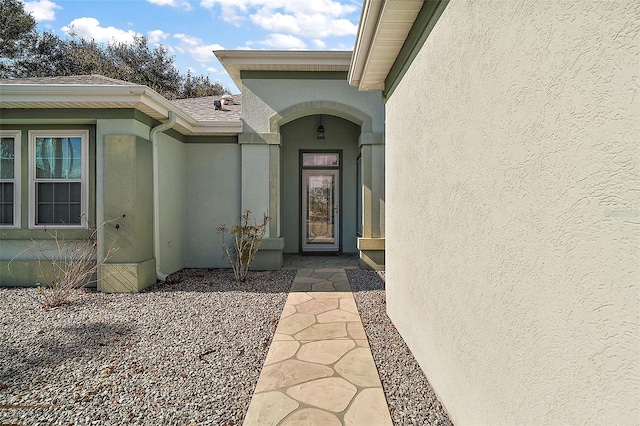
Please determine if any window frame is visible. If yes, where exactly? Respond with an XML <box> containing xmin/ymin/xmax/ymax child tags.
<box><xmin>0</xmin><ymin>130</ymin><xmax>21</xmax><ymax>229</ymax></box>
<box><xmin>28</xmin><ymin>130</ymin><xmax>89</xmax><ymax>229</ymax></box>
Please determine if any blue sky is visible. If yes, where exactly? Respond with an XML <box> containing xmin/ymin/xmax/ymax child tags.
<box><xmin>22</xmin><ymin>0</ymin><xmax>364</xmax><ymax>93</ymax></box>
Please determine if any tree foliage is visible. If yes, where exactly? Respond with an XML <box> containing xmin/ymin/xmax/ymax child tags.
<box><xmin>0</xmin><ymin>1</ymin><xmax>229</xmax><ymax>99</ymax></box>
<box><xmin>0</xmin><ymin>0</ymin><xmax>38</xmax><ymax>76</ymax></box>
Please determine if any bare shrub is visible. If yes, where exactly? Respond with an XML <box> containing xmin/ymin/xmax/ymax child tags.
<box><xmin>9</xmin><ymin>215</ymin><xmax>123</xmax><ymax>308</ymax></box>
<box><xmin>218</xmin><ymin>210</ymin><xmax>269</xmax><ymax>282</ymax></box>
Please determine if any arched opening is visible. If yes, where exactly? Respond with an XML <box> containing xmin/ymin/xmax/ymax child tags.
<box><xmin>280</xmin><ymin>114</ymin><xmax>361</xmax><ymax>254</ymax></box>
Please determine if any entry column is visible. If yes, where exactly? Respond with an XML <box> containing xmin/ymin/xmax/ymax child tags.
<box><xmin>240</xmin><ymin>132</ymin><xmax>284</xmax><ymax>269</ymax></box>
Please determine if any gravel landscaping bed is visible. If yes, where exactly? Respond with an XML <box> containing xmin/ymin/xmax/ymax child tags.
<box><xmin>347</xmin><ymin>269</ymin><xmax>453</xmax><ymax>426</ymax></box>
<box><xmin>0</xmin><ymin>269</ymin><xmax>295</xmax><ymax>426</ymax></box>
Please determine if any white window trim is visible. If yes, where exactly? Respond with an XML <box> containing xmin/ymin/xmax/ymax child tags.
<box><xmin>0</xmin><ymin>130</ymin><xmax>21</xmax><ymax>229</ymax></box>
<box><xmin>28</xmin><ymin>130</ymin><xmax>89</xmax><ymax>229</ymax></box>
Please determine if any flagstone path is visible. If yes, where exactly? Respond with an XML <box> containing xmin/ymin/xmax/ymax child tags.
<box><xmin>243</xmin><ymin>255</ymin><xmax>393</xmax><ymax>426</ymax></box>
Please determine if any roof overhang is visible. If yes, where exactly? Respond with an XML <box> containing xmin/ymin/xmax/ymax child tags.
<box><xmin>348</xmin><ymin>0</ymin><xmax>424</xmax><ymax>91</ymax></box>
<box><xmin>0</xmin><ymin>83</ymin><xmax>242</xmax><ymax>135</ymax></box>
<box><xmin>215</xmin><ymin>50</ymin><xmax>353</xmax><ymax>90</ymax></box>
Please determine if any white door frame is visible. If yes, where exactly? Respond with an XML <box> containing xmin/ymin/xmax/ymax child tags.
<box><xmin>301</xmin><ymin>169</ymin><xmax>339</xmax><ymax>252</ymax></box>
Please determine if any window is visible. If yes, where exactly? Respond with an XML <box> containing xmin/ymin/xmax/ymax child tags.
<box><xmin>29</xmin><ymin>130</ymin><xmax>88</xmax><ymax>228</ymax></box>
<box><xmin>0</xmin><ymin>131</ymin><xmax>20</xmax><ymax>228</ymax></box>
<box><xmin>303</xmin><ymin>153</ymin><xmax>339</xmax><ymax>167</ymax></box>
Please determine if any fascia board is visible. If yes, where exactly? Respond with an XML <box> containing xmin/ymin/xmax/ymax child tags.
<box><xmin>0</xmin><ymin>84</ymin><xmax>241</xmax><ymax>135</ymax></box>
<box><xmin>192</xmin><ymin>121</ymin><xmax>243</xmax><ymax>134</ymax></box>
<box><xmin>349</xmin><ymin>0</ymin><xmax>384</xmax><ymax>87</ymax></box>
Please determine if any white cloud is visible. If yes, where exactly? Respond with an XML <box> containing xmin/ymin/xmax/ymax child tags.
<box><xmin>199</xmin><ymin>0</ymin><xmax>358</xmax><ymax>41</ymax></box>
<box><xmin>312</xmin><ymin>39</ymin><xmax>326</xmax><ymax>49</ymax></box>
<box><xmin>206</xmin><ymin>66</ymin><xmax>218</xmax><ymax>73</ymax></box>
<box><xmin>174</xmin><ymin>33</ymin><xmax>225</xmax><ymax>63</ymax></box>
<box><xmin>250</xmin><ymin>12</ymin><xmax>356</xmax><ymax>38</ymax></box>
<box><xmin>260</xmin><ymin>33</ymin><xmax>306</xmax><ymax>49</ymax></box>
<box><xmin>147</xmin><ymin>0</ymin><xmax>192</xmax><ymax>11</ymax></box>
<box><xmin>62</xmin><ymin>17</ymin><xmax>139</xmax><ymax>44</ymax></box>
<box><xmin>148</xmin><ymin>29</ymin><xmax>170</xmax><ymax>44</ymax></box>
<box><xmin>23</xmin><ymin>0</ymin><xmax>61</xmax><ymax>22</ymax></box>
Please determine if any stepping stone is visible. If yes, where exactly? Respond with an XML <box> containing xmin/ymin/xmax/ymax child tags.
<box><xmin>312</xmin><ymin>281</ymin><xmax>337</xmax><ymax>292</ymax></box>
<box><xmin>335</xmin><ymin>347</ymin><xmax>383</xmax><ymax>387</ymax></box>
<box><xmin>295</xmin><ymin>323</ymin><xmax>348</xmax><ymax>340</ymax></box>
<box><xmin>344</xmin><ymin>388</ymin><xmax>393</xmax><ymax>426</ymax></box>
<box><xmin>296</xmin><ymin>340</ymin><xmax>355</xmax><ymax>365</ymax></box>
<box><xmin>290</xmin><ymin>281</ymin><xmax>311</xmax><ymax>292</ymax></box>
<box><xmin>347</xmin><ymin>321</ymin><xmax>367</xmax><ymax>340</ymax></box>
<box><xmin>255</xmin><ymin>359</ymin><xmax>333</xmax><ymax>392</ymax></box>
<box><xmin>286</xmin><ymin>377</ymin><xmax>357</xmax><ymax>412</ymax></box>
<box><xmin>333</xmin><ymin>280</ymin><xmax>352</xmax><ymax>291</ymax></box>
<box><xmin>280</xmin><ymin>305</ymin><xmax>296</xmax><ymax>318</ymax></box>
<box><xmin>277</xmin><ymin>313</ymin><xmax>316</xmax><ymax>335</ymax></box>
<box><xmin>244</xmin><ymin>391</ymin><xmax>299</xmax><ymax>426</ymax></box>
<box><xmin>296</xmin><ymin>298</ymin><xmax>339</xmax><ymax>315</ymax></box>
<box><xmin>317</xmin><ymin>309</ymin><xmax>361</xmax><ymax>323</ymax></box>
<box><xmin>281</xmin><ymin>408</ymin><xmax>341</xmax><ymax>426</ymax></box>
<box><xmin>287</xmin><ymin>293</ymin><xmax>313</xmax><ymax>305</ymax></box>
<box><xmin>340</xmin><ymin>297</ymin><xmax>358</xmax><ymax>314</ymax></box>
<box><xmin>264</xmin><ymin>341</ymin><xmax>300</xmax><ymax>365</ymax></box>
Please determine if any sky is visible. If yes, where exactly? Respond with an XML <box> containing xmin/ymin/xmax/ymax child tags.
<box><xmin>22</xmin><ymin>0</ymin><xmax>364</xmax><ymax>93</ymax></box>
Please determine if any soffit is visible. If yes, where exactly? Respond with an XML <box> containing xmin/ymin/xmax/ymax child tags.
<box><xmin>215</xmin><ymin>50</ymin><xmax>353</xmax><ymax>89</ymax></box>
<box><xmin>349</xmin><ymin>0</ymin><xmax>423</xmax><ymax>91</ymax></box>
<box><xmin>0</xmin><ymin>83</ymin><xmax>242</xmax><ymax>135</ymax></box>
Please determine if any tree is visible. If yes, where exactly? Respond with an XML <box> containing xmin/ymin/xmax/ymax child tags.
<box><xmin>0</xmin><ymin>2</ymin><xmax>231</xmax><ymax>97</ymax></box>
<box><xmin>0</xmin><ymin>0</ymin><xmax>38</xmax><ymax>77</ymax></box>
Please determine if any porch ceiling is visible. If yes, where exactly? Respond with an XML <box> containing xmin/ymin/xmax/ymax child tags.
<box><xmin>214</xmin><ymin>50</ymin><xmax>353</xmax><ymax>90</ymax></box>
<box><xmin>348</xmin><ymin>0</ymin><xmax>423</xmax><ymax>91</ymax></box>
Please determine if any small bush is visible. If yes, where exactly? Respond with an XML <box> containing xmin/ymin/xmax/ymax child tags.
<box><xmin>10</xmin><ymin>215</ymin><xmax>122</xmax><ymax>308</ymax></box>
<box><xmin>218</xmin><ymin>210</ymin><xmax>269</xmax><ymax>282</ymax></box>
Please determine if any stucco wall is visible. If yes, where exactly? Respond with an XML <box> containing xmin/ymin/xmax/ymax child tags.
<box><xmin>242</xmin><ymin>78</ymin><xmax>384</xmax><ymax>134</ymax></box>
<box><xmin>157</xmin><ymin>132</ymin><xmax>186</xmax><ymax>275</ymax></box>
<box><xmin>184</xmin><ymin>143</ymin><xmax>241</xmax><ymax>268</ymax></box>
<box><xmin>384</xmin><ymin>1</ymin><xmax>639</xmax><ymax>425</ymax></box>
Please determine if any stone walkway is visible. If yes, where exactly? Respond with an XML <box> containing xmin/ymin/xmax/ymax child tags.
<box><xmin>243</xmin><ymin>255</ymin><xmax>393</xmax><ymax>426</ymax></box>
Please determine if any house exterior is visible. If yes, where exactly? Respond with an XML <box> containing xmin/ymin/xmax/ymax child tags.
<box><xmin>349</xmin><ymin>0</ymin><xmax>639</xmax><ymax>425</ymax></box>
<box><xmin>0</xmin><ymin>52</ymin><xmax>385</xmax><ymax>292</ymax></box>
<box><xmin>1</xmin><ymin>0</ymin><xmax>638</xmax><ymax>423</ymax></box>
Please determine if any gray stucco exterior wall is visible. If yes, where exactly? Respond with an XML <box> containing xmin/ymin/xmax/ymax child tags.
<box><xmin>383</xmin><ymin>1</ymin><xmax>639</xmax><ymax>424</ymax></box>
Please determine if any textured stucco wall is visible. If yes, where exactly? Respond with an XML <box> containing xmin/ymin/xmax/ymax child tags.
<box><xmin>184</xmin><ymin>144</ymin><xmax>241</xmax><ymax>268</ymax></box>
<box><xmin>242</xmin><ymin>78</ymin><xmax>384</xmax><ymax>134</ymax></box>
<box><xmin>157</xmin><ymin>132</ymin><xmax>186</xmax><ymax>275</ymax></box>
<box><xmin>385</xmin><ymin>1</ymin><xmax>639</xmax><ymax>425</ymax></box>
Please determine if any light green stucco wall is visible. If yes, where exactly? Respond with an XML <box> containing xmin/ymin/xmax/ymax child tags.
<box><xmin>157</xmin><ymin>132</ymin><xmax>185</xmax><ymax>276</ymax></box>
<box><xmin>384</xmin><ymin>1</ymin><xmax>639</xmax><ymax>424</ymax></box>
<box><xmin>184</xmin><ymin>143</ymin><xmax>241</xmax><ymax>268</ymax></box>
<box><xmin>242</xmin><ymin>78</ymin><xmax>384</xmax><ymax>134</ymax></box>
<box><xmin>280</xmin><ymin>115</ymin><xmax>360</xmax><ymax>253</ymax></box>
<box><xmin>100</xmin><ymin>134</ymin><xmax>155</xmax><ymax>292</ymax></box>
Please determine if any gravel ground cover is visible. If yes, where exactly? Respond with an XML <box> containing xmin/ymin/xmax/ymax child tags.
<box><xmin>347</xmin><ymin>269</ymin><xmax>453</xmax><ymax>426</ymax></box>
<box><xmin>0</xmin><ymin>269</ymin><xmax>295</xmax><ymax>426</ymax></box>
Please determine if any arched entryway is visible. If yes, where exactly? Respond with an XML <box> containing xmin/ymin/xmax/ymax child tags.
<box><xmin>279</xmin><ymin>114</ymin><xmax>361</xmax><ymax>254</ymax></box>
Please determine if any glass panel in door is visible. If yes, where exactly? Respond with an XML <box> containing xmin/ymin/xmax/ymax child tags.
<box><xmin>302</xmin><ymin>170</ymin><xmax>339</xmax><ymax>251</ymax></box>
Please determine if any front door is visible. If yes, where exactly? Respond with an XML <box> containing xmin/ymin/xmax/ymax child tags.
<box><xmin>302</xmin><ymin>169</ymin><xmax>339</xmax><ymax>252</ymax></box>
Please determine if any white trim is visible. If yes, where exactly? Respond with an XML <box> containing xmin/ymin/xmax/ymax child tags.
<box><xmin>0</xmin><ymin>84</ymin><xmax>242</xmax><ymax>135</ymax></box>
<box><xmin>28</xmin><ymin>130</ymin><xmax>89</xmax><ymax>229</ymax></box>
<box><xmin>0</xmin><ymin>130</ymin><xmax>21</xmax><ymax>229</ymax></box>
<box><xmin>214</xmin><ymin>50</ymin><xmax>353</xmax><ymax>91</ymax></box>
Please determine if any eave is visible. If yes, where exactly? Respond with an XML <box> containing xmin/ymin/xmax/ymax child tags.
<box><xmin>348</xmin><ymin>0</ymin><xmax>424</xmax><ymax>91</ymax></box>
<box><xmin>0</xmin><ymin>84</ymin><xmax>242</xmax><ymax>136</ymax></box>
<box><xmin>215</xmin><ymin>50</ymin><xmax>353</xmax><ymax>90</ymax></box>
